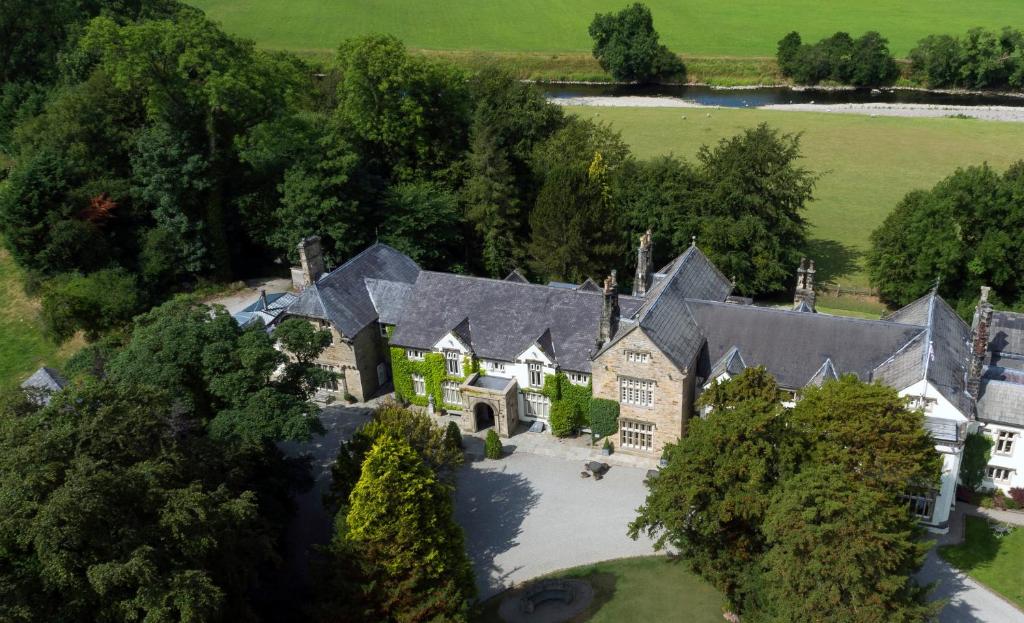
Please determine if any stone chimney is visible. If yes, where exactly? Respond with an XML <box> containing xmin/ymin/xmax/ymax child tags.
<box><xmin>793</xmin><ymin>258</ymin><xmax>816</xmax><ymax>312</ymax></box>
<box><xmin>598</xmin><ymin>270</ymin><xmax>620</xmax><ymax>349</ymax></box>
<box><xmin>632</xmin><ymin>229</ymin><xmax>654</xmax><ymax>297</ymax></box>
<box><xmin>292</xmin><ymin>236</ymin><xmax>325</xmax><ymax>290</ymax></box>
<box><xmin>967</xmin><ymin>286</ymin><xmax>993</xmax><ymax>399</ymax></box>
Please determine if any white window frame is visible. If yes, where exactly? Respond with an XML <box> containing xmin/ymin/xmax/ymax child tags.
<box><xmin>619</xmin><ymin>377</ymin><xmax>654</xmax><ymax>408</ymax></box>
<box><xmin>995</xmin><ymin>430</ymin><xmax>1016</xmax><ymax>456</ymax></box>
<box><xmin>484</xmin><ymin>360</ymin><xmax>506</xmax><ymax>373</ymax></box>
<box><xmin>412</xmin><ymin>374</ymin><xmax>426</xmax><ymax>396</ymax></box>
<box><xmin>986</xmin><ymin>466</ymin><xmax>1013</xmax><ymax>484</ymax></box>
<box><xmin>406</xmin><ymin>349</ymin><xmax>425</xmax><ymax>361</ymax></box>
<box><xmin>568</xmin><ymin>372</ymin><xmax>590</xmax><ymax>385</ymax></box>
<box><xmin>909</xmin><ymin>396</ymin><xmax>937</xmax><ymax>413</ymax></box>
<box><xmin>528</xmin><ymin>362</ymin><xmax>543</xmax><ymax>387</ymax></box>
<box><xmin>442</xmin><ymin>381</ymin><xmax>461</xmax><ymax>406</ymax></box>
<box><xmin>620</xmin><ymin>419</ymin><xmax>654</xmax><ymax>451</ymax></box>
<box><xmin>625</xmin><ymin>350</ymin><xmax>650</xmax><ymax>364</ymax></box>
<box><xmin>445</xmin><ymin>351</ymin><xmax>462</xmax><ymax>376</ymax></box>
<box><xmin>524</xmin><ymin>392</ymin><xmax>550</xmax><ymax>419</ymax></box>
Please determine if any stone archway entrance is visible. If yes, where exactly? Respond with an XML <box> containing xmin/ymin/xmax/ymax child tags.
<box><xmin>474</xmin><ymin>402</ymin><xmax>496</xmax><ymax>431</ymax></box>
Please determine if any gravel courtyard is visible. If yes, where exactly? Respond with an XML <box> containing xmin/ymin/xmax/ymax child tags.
<box><xmin>453</xmin><ymin>445</ymin><xmax>657</xmax><ymax>599</ymax></box>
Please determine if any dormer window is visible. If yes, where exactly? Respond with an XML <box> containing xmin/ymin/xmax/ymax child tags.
<box><xmin>406</xmin><ymin>349</ymin><xmax>425</xmax><ymax>361</ymax></box>
<box><xmin>626</xmin><ymin>350</ymin><xmax>650</xmax><ymax>364</ymax></box>
<box><xmin>445</xmin><ymin>351</ymin><xmax>461</xmax><ymax>375</ymax></box>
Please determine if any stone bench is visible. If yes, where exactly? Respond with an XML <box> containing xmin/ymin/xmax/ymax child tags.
<box><xmin>520</xmin><ymin>579</ymin><xmax>575</xmax><ymax>614</ymax></box>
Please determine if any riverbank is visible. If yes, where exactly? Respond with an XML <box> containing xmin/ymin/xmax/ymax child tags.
<box><xmin>552</xmin><ymin>96</ymin><xmax>1024</xmax><ymax>122</ymax></box>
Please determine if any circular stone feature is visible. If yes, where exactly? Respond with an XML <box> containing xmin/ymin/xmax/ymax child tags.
<box><xmin>497</xmin><ymin>578</ymin><xmax>594</xmax><ymax>623</ymax></box>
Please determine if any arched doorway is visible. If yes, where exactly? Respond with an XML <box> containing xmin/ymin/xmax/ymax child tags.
<box><xmin>474</xmin><ymin>402</ymin><xmax>495</xmax><ymax>431</ymax></box>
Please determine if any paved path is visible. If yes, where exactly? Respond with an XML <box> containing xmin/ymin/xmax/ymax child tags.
<box><xmin>453</xmin><ymin>444</ymin><xmax>657</xmax><ymax>600</ymax></box>
<box><xmin>963</xmin><ymin>504</ymin><xmax>1024</xmax><ymax>527</ymax></box>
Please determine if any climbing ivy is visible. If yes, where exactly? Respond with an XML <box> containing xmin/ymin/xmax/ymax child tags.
<box><xmin>541</xmin><ymin>372</ymin><xmax>593</xmax><ymax>434</ymax></box>
<box><xmin>389</xmin><ymin>348</ymin><xmax>478</xmax><ymax>411</ymax></box>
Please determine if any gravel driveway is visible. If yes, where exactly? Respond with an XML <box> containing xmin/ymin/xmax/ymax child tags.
<box><xmin>454</xmin><ymin>446</ymin><xmax>657</xmax><ymax>599</ymax></box>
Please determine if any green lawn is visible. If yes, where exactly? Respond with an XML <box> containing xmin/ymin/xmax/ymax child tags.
<box><xmin>476</xmin><ymin>556</ymin><xmax>725</xmax><ymax>622</ymax></box>
<box><xmin>939</xmin><ymin>516</ymin><xmax>1024</xmax><ymax>610</ymax></box>
<box><xmin>0</xmin><ymin>251</ymin><xmax>81</xmax><ymax>389</ymax></box>
<box><xmin>568</xmin><ymin>106</ymin><xmax>1024</xmax><ymax>289</ymax></box>
<box><xmin>191</xmin><ymin>0</ymin><xmax>1024</xmax><ymax>58</ymax></box>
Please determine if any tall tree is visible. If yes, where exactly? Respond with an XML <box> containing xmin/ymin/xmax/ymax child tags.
<box><xmin>693</xmin><ymin>123</ymin><xmax>814</xmax><ymax>296</ymax></box>
<box><xmin>381</xmin><ymin>180</ymin><xmax>465</xmax><ymax>271</ymax></box>
<box><xmin>318</xmin><ymin>435</ymin><xmax>474</xmax><ymax>622</ymax></box>
<box><xmin>752</xmin><ymin>465</ymin><xmax>936</xmax><ymax>623</ymax></box>
<box><xmin>588</xmin><ymin>3</ymin><xmax>685</xmax><ymax>83</ymax></box>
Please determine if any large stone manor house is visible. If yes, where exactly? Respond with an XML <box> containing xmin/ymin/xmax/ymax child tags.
<box><xmin>269</xmin><ymin>234</ymin><xmax>1023</xmax><ymax>533</ymax></box>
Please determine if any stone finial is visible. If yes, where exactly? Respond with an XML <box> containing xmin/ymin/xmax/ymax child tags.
<box><xmin>793</xmin><ymin>257</ymin><xmax>816</xmax><ymax>313</ymax></box>
<box><xmin>691</xmin><ymin>235</ymin><xmax>697</xmax><ymax>248</ymax></box>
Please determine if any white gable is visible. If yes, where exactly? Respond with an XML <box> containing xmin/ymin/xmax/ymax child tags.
<box><xmin>434</xmin><ymin>332</ymin><xmax>469</xmax><ymax>353</ymax></box>
<box><xmin>517</xmin><ymin>343</ymin><xmax>553</xmax><ymax>366</ymax></box>
<box><xmin>898</xmin><ymin>379</ymin><xmax>969</xmax><ymax>422</ymax></box>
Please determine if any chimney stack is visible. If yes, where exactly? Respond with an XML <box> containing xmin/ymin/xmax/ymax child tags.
<box><xmin>793</xmin><ymin>258</ymin><xmax>816</xmax><ymax>312</ymax></box>
<box><xmin>598</xmin><ymin>270</ymin><xmax>620</xmax><ymax>349</ymax></box>
<box><xmin>259</xmin><ymin>289</ymin><xmax>269</xmax><ymax>310</ymax></box>
<box><xmin>293</xmin><ymin>236</ymin><xmax>325</xmax><ymax>290</ymax></box>
<box><xmin>632</xmin><ymin>229</ymin><xmax>654</xmax><ymax>297</ymax></box>
<box><xmin>967</xmin><ymin>286</ymin><xmax>993</xmax><ymax>399</ymax></box>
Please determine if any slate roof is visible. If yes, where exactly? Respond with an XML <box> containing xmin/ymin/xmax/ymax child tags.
<box><xmin>285</xmin><ymin>243</ymin><xmax>420</xmax><ymax>337</ymax></box>
<box><xmin>365</xmin><ymin>278</ymin><xmax>412</xmax><ymax>325</ymax></box>
<box><xmin>806</xmin><ymin>358</ymin><xmax>839</xmax><ymax>387</ymax></box>
<box><xmin>601</xmin><ymin>245</ymin><xmax>733</xmax><ymax>370</ymax></box>
<box><xmin>923</xmin><ymin>294</ymin><xmax>974</xmax><ymax>414</ymax></box>
<box><xmin>21</xmin><ymin>367</ymin><xmax>68</xmax><ymax>405</ymax></box>
<box><xmin>709</xmin><ymin>346</ymin><xmax>746</xmax><ymax>380</ymax></box>
<box><xmin>233</xmin><ymin>291</ymin><xmax>297</xmax><ymax>328</ymax></box>
<box><xmin>976</xmin><ymin>378</ymin><xmax>1024</xmax><ymax>427</ymax></box>
<box><xmin>872</xmin><ymin>332</ymin><xmax>927</xmax><ymax>391</ymax></box>
<box><xmin>988</xmin><ymin>310</ymin><xmax>1024</xmax><ymax>371</ymax></box>
<box><xmin>687</xmin><ymin>301</ymin><xmax>926</xmax><ymax>389</ymax></box>
<box><xmin>390</xmin><ymin>271</ymin><xmax>645</xmax><ymax>373</ymax></box>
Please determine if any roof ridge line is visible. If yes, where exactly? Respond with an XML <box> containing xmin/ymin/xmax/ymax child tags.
<box><xmin>686</xmin><ymin>299</ymin><xmax>925</xmax><ymax>328</ymax></box>
<box><xmin>418</xmin><ymin>270</ymin><xmax>644</xmax><ymax>300</ymax></box>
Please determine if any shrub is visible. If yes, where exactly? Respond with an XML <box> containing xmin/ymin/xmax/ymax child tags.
<box><xmin>603</xmin><ymin>437</ymin><xmax>613</xmax><ymax>453</ymax></box>
<box><xmin>959</xmin><ymin>432</ymin><xmax>994</xmax><ymax>492</ymax></box>
<box><xmin>484</xmin><ymin>429</ymin><xmax>502</xmax><ymax>459</ymax></box>
<box><xmin>550</xmin><ymin>401</ymin><xmax>583</xmax><ymax>437</ymax></box>
<box><xmin>590</xmin><ymin>398</ymin><xmax>620</xmax><ymax>439</ymax></box>
<box><xmin>40</xmin><ymin>268</ymin><xmax>143</xmax><ymax>342</ymax></box>
<box><xmin>444</xmin><ymin>420</ymin><xmax>463</xmax><ymax>450</ymax></box>
<box><xmin>1010</xmin><ymin>487</ymin><xmax>1024</xmax><ymax>507</ymax></box>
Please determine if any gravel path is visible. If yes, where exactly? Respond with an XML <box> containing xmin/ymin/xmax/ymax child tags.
<box><xmin>550</xmin><ymin>95</ymin><xmax>1024</xmax><ymax>122</ymax></box>
<box><xmin>454</xmin><ymin>449</ymin><xmax>656</xmax><ymax>599</ymax></box>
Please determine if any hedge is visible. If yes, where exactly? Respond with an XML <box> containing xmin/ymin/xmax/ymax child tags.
<box><xmin>590</xmin><ymin>398</ymin><xmax>620</xmax><ymax>439</ymax></box>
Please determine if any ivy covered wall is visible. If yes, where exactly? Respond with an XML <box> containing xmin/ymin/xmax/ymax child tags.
<box><xmin>541</xmin><ymin>372</ymin><xmax>594</xmax><ymax>436</ymax></box>
<box><xmin>390</xmin><ymin>347</ymin><xmax>479</xmax><ymax>411</ymax></box>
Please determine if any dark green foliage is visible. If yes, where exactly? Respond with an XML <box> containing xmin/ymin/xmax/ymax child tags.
<box><xmin>692</xmin><ymin>124</ymin><xmax>814</xmax><ymax>296</ymax></box>
<box><xmin>319</xmin><ymin>435</ymin><xmax>475</xmax><ymax>623</ymax></box>
<box><xmin>485</xmin><ymin>429</ymin><xmax>503</xmax><ymax>459</ymax></box>
<box><xmin>633</xmin><ymin>371</ymin><xmax>941</xmax><ymax>616</ymax></box>
<box><xmin>751</xmin><ymin>465</ymin><xmax>937</xmax><ymax>622</ymax></box>
<box><xmin>40</xmin><ymin>268</ymin><xmax>144</xmax><ymax>342</ymax></box>
<box><xmin>380</xmin><ymin>180</ymin><xmax>464</xmax><ymax>271</ymax></box>
<box><xmin>960</xmin><ymin>432</ymin><xmax>994</xmax><ymax>492</ymax></box>
<box><xmin>445</xmin><ymin>420</ymin><xmax>464</xmax><ymax>451</ymax></box>
<box><xmin>589</xmin><ymin>398</ymin><xmax>620</xmax><ymax>439</ymax></box>
<box><xmin>777</xmin><ymin>31</ymin><xmax>898</xmax><ymax>86</ymax></box>
<box><xmin>910</xmin><ymin>27</ymin><xmax>1024</xmax><ymax>89</ymax></box>
<box><xmin>549</xmin><ymin>400</ymin><xmax>584</xmax><ymax>437</ymax></box>
<box><xmin>867</xmin><ymin>162</ymin><xmax>1024</xmax><ymax>311</ymax></box>
<box><xmin>0</xmin><ymin>367</ymin><xmax>314</xmax><ymax>621</ymax></box>
<box><xmin>588</xmin><ymin>3</ymin><xmax>685</xmax><ymax>83</ymax></box>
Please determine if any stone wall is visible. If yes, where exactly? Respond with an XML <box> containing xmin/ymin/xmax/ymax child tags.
<box><xmin>306</xmin><ymin>319</ymin><xmax>388</xmax><ymax>402</ymax></box>
<box><xmin>592</xmin><ymin>328</ymin><xmax>691</xmax><ymax>456</ymax></box>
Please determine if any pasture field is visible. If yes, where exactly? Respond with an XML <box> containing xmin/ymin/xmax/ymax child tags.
<box><xmin>0</xmin><ymin>251</ymin><xmax>82</xmax><ymax>389</ymax></box>
<box><xmin>567</xmin><ymin>106</ymin><xmax>1024</xmax><ymax>290</ymax></box>
<box><xmin>191</xmin><ymin>0</ymin><xmax>1024</xmax><ymax>58</ymax></box>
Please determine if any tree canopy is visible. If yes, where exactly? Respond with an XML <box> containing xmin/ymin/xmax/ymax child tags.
<box><xmin>588</xmin><ymin>3</ymin><xmax>685</xmax><ymax>83</ymax></box>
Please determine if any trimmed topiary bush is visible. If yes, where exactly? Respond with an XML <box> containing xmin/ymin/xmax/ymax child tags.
<box><xmin>590</xmin><ymin>398</ymin><xmax>620</xmax><ymax>439</ymax></box>
<box><xmin>484</xmin><ymin>429</ymin><xmax>502</xmax><ymax>459</ymax></box>
<box><xmin>444</xmin><ymin>420</ymin><xmax>463</xmax><ymax>450</ymax></box>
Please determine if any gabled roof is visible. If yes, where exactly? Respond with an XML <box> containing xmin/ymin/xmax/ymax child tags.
<box><xmin>989</xmin><ymin>310</ymin><xmax>1024</xmax><ymax>371</ymax></box>
<box><xmin>885</xmin><ymin>293</ymin><xmax>933</xmax><ymax>326</ymax></box>
<box><xmin>390</xmin><ymin>271</ymin><xmax>644</xmax><ymax>373</ymax></box>
<box><xmin>871</xmin><ymin>332</ymin><xmax>927</xmax><ymax>391</ymax></box>
<box><xmin>21</xmin><ymin>367</ymin><xmax>68</xmax><ymax>405</ymax></box>
<box><xmin>365</xmin><ymin>278</ymin><xmax>412</xmax><ymax>325</ymax></box>
<box><xmin>451</xmin><ymin>316</ymin><xmax>473</xmax><ymax>349</ymax></box>
<box><xmin>577</xmin><ymin>278</ymin><xmax>602</xmax><ymax>293</ymax></box>
<box><xmin>233</xmin><ymin>291</ymin><xmax>297</xmax><ymax>328</ymax></box>
<box><xmin>923</xmin><ymin>293</ymin><xmax>974</xmax><ymax>414</ymax></box>
<box><xmin>285</xmin><ymin>243</ymin><xmax>420</xmax><ymax>337</ymax></box>
<box><xmin>688</xmin><ymin>301</ymin><xmax>926</xmax><ymax>389</ymax></box>
<box><xmin>601</xmin><ymin>245</ymin><xmax>733</xmax><ymax>370</ymax></box>
<box><xmin>504</xmin><ymin>270</ymin><xmax>530</xmax><ymax>284</ymax></box>
<box><xmin>709</xmin><ymin>346</ymin><xmax>746</xmax><ymax>380</ymax></box>
<box><xmin>977</xmin><ymin>378</ymin><xmax>1024</xmax><ymax>427</ymax></box>
<box><xmin>806</xmin><ymin>358</ymin><xmax>839</xmax><ymax>387</ymax></box>
<box><xmin>793</xmin><ymin>299</ymin><xmax>815</xmax><ymax>313</ymax></box>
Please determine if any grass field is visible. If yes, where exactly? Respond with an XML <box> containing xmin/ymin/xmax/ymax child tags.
<box><xmin>567</xmin><ymin>106</ymin><xmax>1024</xmax><ymax>289</ymax></box>
<box><xmin>0</xmin><ymin>251</ymin><xmax>81</xmax><ymax>389</ymax></box>
<box><xmin>191</xmin><ymin>0</ymin><xmax>1024</xmax><ymax>58</ymax></box>
<box><xmin>475</xmin><ymin>556</ymin><xmax>725</xmax><ymax>622</ymax></box>
<box><xmin>940</xmin><ymin>517</ymin><xmax>1024</xmax><ymax>609</ymax></box>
